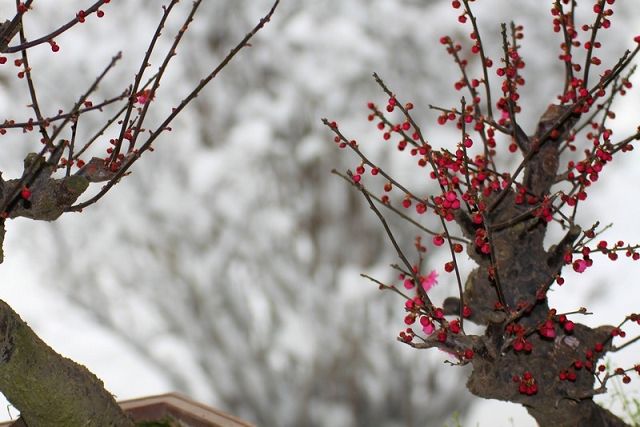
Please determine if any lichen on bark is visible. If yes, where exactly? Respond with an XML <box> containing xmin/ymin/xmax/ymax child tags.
<box><xmin>0</xmin><ymin>300</ymin><xmax>134</xmax><ymax>426</ymax></box>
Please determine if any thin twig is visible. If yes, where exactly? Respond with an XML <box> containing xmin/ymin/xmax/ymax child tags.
<box><xmin>5</xmin><ymin>0</ymin><xmax>110</xmax><ymax>53</ymax></box>
<box><xmin>359</xmin><ymin>185</ymin><xmax>434</xmax><ymax>309</ymax></box>
<box><xmin>68</xmin><ymin>0</ymin><xmax>281</xmax><ymax>212</ymax></box>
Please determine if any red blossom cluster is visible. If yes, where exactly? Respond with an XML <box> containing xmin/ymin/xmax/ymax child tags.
<box><xmin>325</xmin><ymin>0</ymin><xmax>640</xmax><ymax>416</ymax></box>
<box><xmin>514</xmin><ymin>371</ymin><xmax>538</xmax><ymax>396</ymax></box>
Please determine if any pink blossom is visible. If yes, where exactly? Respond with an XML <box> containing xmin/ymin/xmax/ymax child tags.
<box><xmin>420</xmin><ymin>316</ymin><xmax>434</xmax><ymax>335</ymax></box>
<box><xmin>539</xmin><ymin>320</ymin><xmax>556</xmax><ymax>339</ymax></box>
<box><xmin>403</xmin><ymin>278</ymin><xmax>415</xmax><ymax>289</ymax></box>
<box><xmin>572</xmin><ymin>259</ymin><xmax>587</xmax><ymax>273</ymax></box>
<box><xmin>421</xmin><ymin>270</ymin><xmax>438</xmax><ymax>292</ymax></box>
<box><xmin>136</xmin><ymin>89</ymin><xmax>154</xmax><ymax>105</ymax></box>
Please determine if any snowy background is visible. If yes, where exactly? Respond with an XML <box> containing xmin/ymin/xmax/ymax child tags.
<box><xmin>0</xmin><ymin>1</ymin><xmax>639</xmax><ymax>426</ymax></box>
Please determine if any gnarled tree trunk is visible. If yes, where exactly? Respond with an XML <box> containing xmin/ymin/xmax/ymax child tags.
<box><xmin>0</xmin><ymin>300</ymin><xmax>134</xmax><ymax>426</ymax></box>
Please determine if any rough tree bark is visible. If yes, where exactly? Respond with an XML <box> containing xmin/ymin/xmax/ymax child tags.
<box><xmin>0</xmin><ymin>300</ymin><xmax>134</xmax><ymax>427</ymax></box>
<box><xmin>0</xmin><ymin>150</ymin><xmax>134</xmax><ymax>425</ymax></box>
<box><xmin>444</xmin><ymin>105</ymin><xmax>629</xmax><ymax>427</ymax></box>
